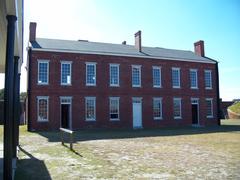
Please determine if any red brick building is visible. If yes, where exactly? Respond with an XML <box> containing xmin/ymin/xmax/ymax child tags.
<box><xmin>26</xmin><ymin>22</ymin><xmax>220</xmax><ymax>131</ymax></box>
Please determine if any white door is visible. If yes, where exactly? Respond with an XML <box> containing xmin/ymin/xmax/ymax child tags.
<box><xmin>132</xmin><ymin>98</ymin><xmax>142</xmax><ymax>128</ymax></box>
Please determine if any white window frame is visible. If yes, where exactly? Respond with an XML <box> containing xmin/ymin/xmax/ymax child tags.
<box><xmin>153</xmin><ymin>97</ymin><xmax>163</xmax><ymax>120</ymax></box>
<box><xmin>132</xmin><ymin>65</ymin><xmax>141</xmax><ymax>87</ymax></box>
<box><xmin>86</xmin><ymin>62</ymin><xmax>97</xmax><ymax>86</ymax></box>
<box><xmin>190</xmin><ymin>69</ymin><xmax>198</xmax><ymax>89</ymax></box>
<box><xmin>152</xmin><ymin>66</ymin><xmax>162</xmax><ymax>88</ymax></box>
<box><xmin>109</xmin><ymin>64</ymin><xmax>120</xmax><ymax>87</ymax></box>
<box><xmin>37</xmin><ymin>96</ymin><xmax>49</xmax><ymax>122</ymax></box>
<box><xmin>206</xmin><ymin>98</ymin><xmax>213</xmax><ymax>118</ymax></box>
<box><xmin>172</xmin><ymin>67</ymin><xmax>181</xmax><ymax>88</ymax></box>
<box><xmin>37</xmin><ymin>60</ymin><xmax>49</xmax><ymax>85</ymax></box>
<box><xmin>109</xmin><ymin>97</ymin><xmax>120</xmax><ymax>121</ymax></box>
<box><xmin>173</xmin><ymin>98</ymin><xmax>182</xmax><ymax>119</ymax></box>
<box><xmin>85</xmin><ymin>97</ymin><xmax>96</xmax><ymax>121</ymax></box>
<box><xmin>61</xmin><ymin>61</ymin><xmax>72</xmax><ymax>85</ymax></box>
<box><xmin>204</xmin><ymin>70</ymin><xmax>212</xmax><ymax>89</ymax></box>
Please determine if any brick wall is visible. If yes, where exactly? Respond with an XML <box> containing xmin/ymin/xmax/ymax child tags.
<box><xmin>27</xmin><ymin>51</ymin><xmax>218</xmax><ymax>130</ymax></box>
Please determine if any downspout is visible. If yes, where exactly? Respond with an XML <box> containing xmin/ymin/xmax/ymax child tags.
<box><xmin>27</xmin><ymin>48</ymin><xmax>32</xmax><ymax>131</ymax></box>
<box><xmin>215</xmin><ymin>61</ymin><xmax>221</xmax><ymax>125</ymax></box>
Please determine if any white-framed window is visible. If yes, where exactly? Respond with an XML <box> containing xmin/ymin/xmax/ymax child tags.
<box><xmin>86</xmin><ymin>62</ymin><xmax>96</xmax><ymax>86</ymax></box>
<box><xmin>190</xmin><ymin>69</ymin><xmax>198</xmax><ymax>89</ymax></box>
<box><xmin>172</xmin><ymin>67</ymin><xmax>180</xmax><ymax>88</ymax></box>
<box><xmin>109</xmin><ymin>64</ymin><xmax>120</xmax><ymax>86</ymax></box>
<box><xmin>61</xmin><ymin>61</ymin><xmax>72</xmax><ymax>85</ymax></box>
<box><xmin>206</xmin><ymin>98</ymin><xmax>213</xmax><ymax>118</ymax></box>
<box><xmin>85</xmin><ymin>97</ymin><xmax>96</xmax><ymax>121</ymax></box>
<box><xmin>153</xmin><ymin>97</ymin><xmax>162</xmax><ymax>120</ymax></box>
<box><xmin>205</xmin><ymin>70</ymin><xmax>212</xmax><ymax>89</ymax></box>
<box><xmin>37</xmin><ymin>96</ymin><xmax>49</xmax><ymax>122</ymax></box>
<box><xmin>173</xmin><ymin>98</ymin><xmax>182</xmax><ymax>119</ymax></box>
<box><xmin>109</xmin><ymin>97</ymin><xmax>120</xmax><ymax>120</ymax></box>
<box><xmin>38</xmin><ymin>60</ymin><xmax>49</xmax><ymax>85</ymax></box>
<box><xmin>152</xmin><ymin>66</ymin><xmax>161</xmax><ymax>88</ymax></box>
<box><xmin>132</xmin><ymin>65</ymin><xmax>141</xmax><ymax>87</ymax></box>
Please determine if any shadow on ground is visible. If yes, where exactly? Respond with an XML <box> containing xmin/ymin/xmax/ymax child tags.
<box><xmin>14</xmin><ymin>145</ymin><xmax>51</xmax><ymax>180</ymax></box>
<box><xmin>36</xmin><ymin>123</ymin><xmax>240</xmax><ymax>143</ymax></box>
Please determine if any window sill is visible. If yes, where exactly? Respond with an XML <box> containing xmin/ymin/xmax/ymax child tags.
<box><xmin>191</xmin><ymin>87</ymin><xmax>198</xmax><ymax>89</ymax></box>
<box><xmin>153</xmin><ymin>86</ymin><xmax>162</xmax><ymax>88</ymax></box>
<box><xmin>154</xmin><ymin>117</ymin><xmax>163</xmax><ymax>120</ymax></box>
<box><xmin>37</xmin><ymin>83</ymin><xmax>49</xmax><ymax>85</ymax></box>
<box><xmin>172</xmin><ymin>86</ymin><xmax>181</xmax><ymax>89</ymax></box>
<box><xmin>110</xmin><ymin>119</ymin><xmax>120</xmax><ymax>121</ymax></box>
<box><xmin>110</xmin><ymin>85</ymin><xmax>120</xmax><ymax>87</ymax></box>
<box><xmin>85</xmin><ymin>119</ymin><xmax>96</xmax><ymax>122</ymax></box>
<box><xmin>37</xmin><ymin>120</ymin><xmax>48</xmax><ymax>123</ymax></box>
<box><xmin>61</xmin><ymin>83</ymin><xmax>72</xmax><ymax>86</ymax></box>
<box><xmin>206</xmin><ymin>116</ymin><xmax>214</xmax><ymax>118</ymax></box>
<box><xmin>132</xmin><ymin>85</ymin><xmax>141</xmax><ymax>88</ymax></box>
<box><xmin>205</xmin><ymin>87</ymin><xmax>212</xmax><ymax>90</ymax></box>
<box><xmin>86</xmin><ymin>84</ymin><xmax>96</xmax><ymax>86</ymax></box>
<box><xmin>174</xmin><ymin>117</ymin><xmax>182</xmax><ymax>120</ymax></box>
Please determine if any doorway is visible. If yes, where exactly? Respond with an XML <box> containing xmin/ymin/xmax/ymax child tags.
<box><xmin>132</xmin><ymin>98</ymin><xmax>142</xmax><ymax>129</ymax></box>
<box><xmin>60</xmin><ymin>97</ymin><xmax>72</xmax><ymax>129</ymax></box>
<box><xmin>191</xmin><ymin>98</ymin><xmax>199</xmax><ymax>125</ymax></box>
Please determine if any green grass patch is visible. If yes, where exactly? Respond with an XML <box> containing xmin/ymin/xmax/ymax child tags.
<box><xmin>229</xmin><ymin>102</ymin><xmax>240</xmax><ymax>114</ymax></box>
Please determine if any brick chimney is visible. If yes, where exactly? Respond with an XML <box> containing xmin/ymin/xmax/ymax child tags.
<box><xmin>29</xmin><ymin>22</ymin><xmax>37</xmax><ymax>42</ymax></box>
<box><xmin>134</xmin><ymin>30</ymin><xmax>142</xmax><ymax>52</ymax></box>
<box><xmin>194</xmin><ymin>40</ymin><xmax>205</xmax><ymax>57</ymax></box>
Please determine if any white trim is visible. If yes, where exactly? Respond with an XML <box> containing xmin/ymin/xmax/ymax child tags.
<box><xmin>152</xmin><ymin>66</ymin><xmax>162</xmax><ymax>88</ymax></box>
<box><xmin>61</xmin><ymin>61</ymin><xmax>72</xmax><ymax>85</ymax></box>
<box><xmin>85</xmin><ymin>97</ymin><xmax>96</xmax><ymax>121</ymax></box>
<box><xmin>86</xmin><ymin>63</ymin><xmax>97</xmax><ymax>86</ymax></box>
<box><xmin>37</xmin><ymin>60</ymin><xmax>49</xmax><ymax>85</ymax></box>
<box><xmin>153</xmin><ymin>97</ymin><xmax>163</xmax><ymax>120</ymax></box>
<box><xmin>32</xmin><ymin>48</ymin><xmax>216</xmax><ymax>64</ymax></box>
<box><xmin>206</xmin><ymin>98</ymin><xmax>213</xmax><ymax>118</ymax></box>
<box><xmin>190</xmin><ymin>69</ymin><xmax>198</xmax><ymax>89</ymax></box>
<box><xmin>109</xmin><ymin>97</ymin><xmax>120</xmax><ymax>121</ymax></box>
<box><xmin>131</xmin><ymin>65</ymin><xmax>141</xmax><ymax>87</ymax></box>
<box><xmin>172</xmin><ymin>67</ymin><xmax>181</xmax><ymax>88</ymax></box>
<box><xmin>109</xmin><ymin>64</ymin><xmax>120</xmax><ymax>87</ymax></box>
<box><xmin>204</xmin><ymin>70</ymin><xmax>212</xmax><ymax>89</ymax></box>
<box><xmin>173</xmin><ymin>97</ymin><xmax>182</xmax><ymax>119</ymax></box>
<box><xmin>37</xmin><ymin>96</ymin><xmax>49</xmax><ymax>122</ymax></box>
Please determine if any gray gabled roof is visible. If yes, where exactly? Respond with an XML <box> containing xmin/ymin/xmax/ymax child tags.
<box><xmin>30</xmin><ymin>38</ymin><xmax>215</xmax><ymax>64</ymax></box>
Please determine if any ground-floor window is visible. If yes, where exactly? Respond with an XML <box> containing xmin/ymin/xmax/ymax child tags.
<box><xmin>37</xmin><ymin>96</ymin><xmax>49</xmax><ymax>122</ymax></box>
<box><xmin>85</xmin><ymin>97</ymin><xmax>96</xmax><ymax>121</ymax></box>
<box><xmin>173</xmin><ymin>98</ymin><xmax>182</xmax><ymax>119</ymax></box>
<box><xmin>206</xmin><ymin>98</ymin><xmax>213</xmax><ymax>118</ymax></box>
<box><xmin>109</xmin><ymin>97</ymin><xmax>120</xmax><ymax>120</ymax></box>
<box><xmin>153</xmin><ymin>97</ymin><xmax>162</xmax><ymax>120</ymax></box>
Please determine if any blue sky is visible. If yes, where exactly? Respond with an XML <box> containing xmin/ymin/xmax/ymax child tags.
<box><xmin>1</xmin><ymin>0</ymin><xmax>239</xmax><ymax>100</ymax></box>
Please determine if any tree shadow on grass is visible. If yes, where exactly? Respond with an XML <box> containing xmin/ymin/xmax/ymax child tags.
<box><xmin>15</xmin><ymin>145</ymin><xmax>51</xmax><ymax>180</ymax></box>
<box><xmin>36</xmin><ymin>123</ymin><xmax>240</xmax><ymax>143</ymax></box>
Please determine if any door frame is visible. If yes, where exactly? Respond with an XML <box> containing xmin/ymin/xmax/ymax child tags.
<box><xmin>60</xmin><ymin>96</ymin><xmax>72</xmax><ymax>129</ymax></box>
<box><xmin>191</xmin><ymin>98</ymin><xmax>199</xmax><ymax>126</ymax></box>
<box><xmin>132</xmin><ymin>97</ymin><xmax>142</xmax><ymax>129</ymax></box>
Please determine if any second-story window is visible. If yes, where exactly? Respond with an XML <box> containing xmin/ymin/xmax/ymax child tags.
<box><xmin>152</xmin><ymin>66</ymin><xmax>161</xmax><ymax>88</ymax></box>
<box><xmin>86</xmin><ymin>62</ymin><xmax>96</xmax><ymax>86</ymax></box>
<box><xmin>110</xmin><ymin>64</ymin><xmax>119</xmax><ymax>86</ymax></box>
<box><xmin>172</xmin><ymin>67</ymin><xmax>180</xmax><ymax>88</ymax></box>
<box><xmin>190</xmin><ymin>69</ymin><xmax>198</xmax><ymax>89</ymax></box>
<box><xmin>205</xmin><ymin>70</ymin><xmax>212</xmax><ymax>89</ymax></box>
<box><xmin>38</xmin><ymin>60</ymin><xmax>49</xmax><ymax>85</ymax></box>
<box><xmin>61</xmin><ymin>61</ymin><xmax>72</xmax><ymax>85</ymax></box>
<box><xmin>132</xmin><ymin>65</ymin><xmax>141</xmax><ymax>87</ymax></box>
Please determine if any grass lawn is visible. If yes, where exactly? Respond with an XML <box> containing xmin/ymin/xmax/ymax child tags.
<box><xmin>229</xmin><ymin>102</ymin><xmax>240</xmax><ymax>114</ymax></box>
<box><xmin>1</xmin><ymin>120</ymin><xmax>239</xmax><ymax>179</ymax></box>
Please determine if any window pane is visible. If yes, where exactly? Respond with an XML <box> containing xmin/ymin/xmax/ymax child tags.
<box><xmin>61</xmin><ymin>63</ymin><xmax>71</xmax><ymax>84</ymax></box>
<box><xmin>205</xmin><ymin>71</ymin><xmax>212</xmax><ymax>88</ymax></box>
<box><xmin>132</xmin><ymin>67</ymin><xmax>140</xmax><ymax>86</ymax></box>
<box><xmin>190</xmin><ymin>70</ymin><xmax>197</xmax><ymax>88</ymax></box>
<box><xmin>86</xmin><ymin>98</ymin><xmax>95</xmax><ymax>120</ymax></box>
<box><xmin>153</xmin><ymin>99</ymin><xmax>162</xmax><ymax>119</ymax></box>
<box><xmin>174</xmin><ymin>99</ymin><xmax>181</xmax><ymax>118</ymax></box>
<box><xmin>206</xmin><ymin>100</ymin><xmax>213</xmax><ymax>117</ymax></box>
<box><xmin>110</xmin><ymin>98</ymin><xmax>119</xmax><ymax>119</ymax></box>
<box><xmin>172</xmin><ymin>69</ymin><xmax>180</xmax><ymax>87</ymax></box>
<box><xmin>86</xmin><ymin>64</ymin><xmax>96</xmax><ymax>85</ymax></box>
<box><xmin>38</xmin><ymin>62</ymin><xmax>48</xmax><ymax>84</ymax></box>
<box><xmin>38</xmin><ymin>98</ymin><xmax>48</xmax><ymax>121</ymax></box>
<box><xmin>153</xmin><ymin>68</ymin><xmax>161</xmax><ymax>87</ymax></box>
<box><xmin>110</xmin><ymin>65</ymin><xmax>119</xmax><ymax>85</ymax></box>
